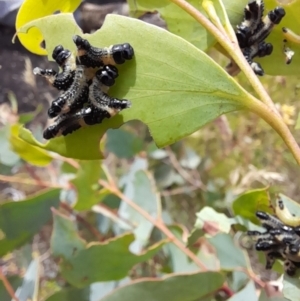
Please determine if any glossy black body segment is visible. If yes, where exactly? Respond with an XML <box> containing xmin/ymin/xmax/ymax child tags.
<box><xmin>247</xmin><ymin>201</ymin><xmax>300</xmax><ymax>276</ymax></box>
<box><xmin>33</xmin><ymin>45</ymin><xmax>76</xmax><ymax>91</ymax></box>
<box><xmin>236</xmin><ymin>0</ymin><xmax>264</xmax><ymax>48</ymax></box>
<box><xmin>89</xmin><ymin>68</ymin><xmax>131</xmax><ymax>117</ymax></box>
<box><xmin>48</xmin><ymin>65</ymin><xmax>88</xmax><ymax>118</ymax></box>
<box><xmin>43</xmin><ymin>106</ymin><xmax>111</xmax><ymax>139</ymax></box>
<box><xmin>234</xmin><ymin>0</ymin><xmax>285</xmax><ymax>75</ymax></box>
<box><xmin>73</xmin><ymin>35</ymin><xmax>134</xmax><ymax>68</ymax></box>
<box><xmin>43</xmin><ymin>65</ymin><xmax>130</xmax><ymax>139</ymax></box>
<box><xmin>36</xmin><ymin>38</ymin><xmax>134</xmax><ymax>139</ymax></box>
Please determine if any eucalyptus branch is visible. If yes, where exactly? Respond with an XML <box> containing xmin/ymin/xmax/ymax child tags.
<box><xmin>243</xmin><ymin>92</ymin><xmax>300</xmax><ymax>165</ymax></box>
<box><xmin>99</xmin><ymin>179</ymin><xmax>233</xmax><ymax>296</ymax></box>
<box><xmin>169</xmin><ymin>0</ymin><xmax>300</xmax><ymax>164</ymax></box>
<box><xmin>169</xmin><ymin>0</ymin><xmax>279</xmax><ymax>114</ymax></box>
<box><xmin>98</xmin><ymin>179</ymin><xmax>208</xmax><ymax>270</ymax></box>
<box><xmin>0</xmin><ymin>174</ymin><xmax>67</xmax><ymax>189</ymax></box>
<box><xmin>98</xmin><ymin>177</ymin><xmax>268</xmax><ymax>297</ymax></box>
<box><xmin>60</xmin><ymin>202</ymin><xmax>104</xmax><ymax>241</ymax></box>
<box><xmin>0</xmin><ymin>268</ymin><xmax>19</xmax><ymax>301</ymax></box>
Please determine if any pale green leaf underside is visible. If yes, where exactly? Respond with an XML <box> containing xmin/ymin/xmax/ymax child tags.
<box><xmin>100</xmin><ymin>271</ymin><xmax>224</xmax><ymax>301</ymax></box>
<box><xmin>17</xmin><ymin>14</ymin><xmax>247</xmax><ymax>159</ymax></box>
<box><xmin>45</xmin><ymin>271</ymin><xmax>224</xmax><ymax>301</ymax></box>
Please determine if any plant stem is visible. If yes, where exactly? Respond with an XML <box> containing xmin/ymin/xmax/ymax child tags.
<box><xmin>169</xmin><ymin>0</ymin><xmax>300</xmax><ymax>163</ymax></box>
<box><xmin>0</xmin><ymin>268</ymin><xmax>19</xmax><ymax>301</ymax></box>
<box><xmin>60</xmin><ymin>202</ymin><xmax>104</xmax><ymax>241</ymax></box>
<box><xmin>244</xmin><ymin>96</ymin><xmax>300</xmax><ymax>165</ymax></box>
<box><xmin>99</xmin><ymin>179</ymin><xmax>208</xmax><ymax>269</ymax></box>
<box><xmin>0</xmin><ymin>174</ymin><xmax>67</xmax><ymax>189</ymax></box>
<box><xmin>168</xmin><ymin>0</ymin><xmax>279</xmax><ymax>114</ymax></box>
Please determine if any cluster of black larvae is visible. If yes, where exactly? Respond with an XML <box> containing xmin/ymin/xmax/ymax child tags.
<box><xmin>248</xmin><ymin>198</ymin><xmax>300</xmax><ymax>276</ymax></box>
<box><xmin>33</xmin><ymin>35</ymin><xmax>134</xmax><ymax>139</ymax></box>
<box><xmin>235</xmin><ymin>0</ymin><xmax>285</xmax><ymax>75</ymax></box>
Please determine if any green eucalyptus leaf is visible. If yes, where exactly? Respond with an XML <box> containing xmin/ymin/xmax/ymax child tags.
<box><xmin>228</xmin><ymin>281</ymin><xmax>258</xmax><ymax>301</ymax></box>
<box><xmin>283</xmin><ymin>274</ymin><xmax>300</xmax><ymax>301</ymax></box>
<box><xmin>0</xmin><ymin>189</ymin><xmax>60</xmax><ymax>256</ymax></box>
<box><xmin>72</xmin><ymin>160</ymin><xmax>102</xmax><ymax>211</ymax></box>
<box><xmin>278</xmin><ymin>193</ymin><xmax>300</xmax><ymax>217</ymax></box>
<box><xmin>45</xmin><ymin>287</ymin><xmax>90</xmax><ymax>301</ymax></box>
<box><xmin>15</xmin><ymin>258</ymin><xmax>40</xmax><ymax>301</ymax></box>
<box><xmin>165</xmin><ymin>226</ymin><xmax>199</xmax><ymax>272</ymax></box>
<box><xmin>100</xmin><ymin>271</ymin><xmax>225</xmax><ymax>301</ymax></box>
<box><xmin>51</xmin><ymin>212</ymin><xmax>165</xmax><ymax>287</ymax></box>
<box><xmin>230</xmin><ymin>271</ymin><xmax>249</xmax><ymax>292</ymax></box>
<box><xmin>106</xmin><ymin>128</ymin><xmax>143</xmax><ymax>158</ymax></box>
<box><xmin>208</xmin><ymin>233</ymin><xmax>250</xmax><ymax>270</ymax></box>
<box><xmin>17</xmin><ymin>14</ymin><xmax>249</xmax><ymax>159</ymax></box>
<box><xmin>0</xmin><ymin>125</ymin><xmax>20</xmax><ymax>166</ymax></box>
<box><xmin>232</xmin><ymin>188</ymin><xmax>271</xmax><ymax>224</ymax></box>
<box><xmin>51</xmin><ymin>209</ymin><xmax>86</xmax><ymax>258</ymax></box>
<box><xmin>259</xmin><ymin>289</ymin><xmax>286</xmax><ymax>301</ymax></box>
<box><xmin>194</xmin><ymin>206</ymin><xmax>261</xmax><ymax>237</ymax></box>
<box><xmin>16</xmin><ymin>0</ymin><xmax>81</xmax><ymax>55</ymax></box>
<box><xmin>119</xmin><ymin>170</ymin><xmax>160</xmax><ymax>245</ymax></box>
<box><xmin>195</xmin><ymin>206</ymin><xmax>234</xmax><ymax>234</ymax></box>
<box><xmin>10</xmin><ymin>124</ymin><xmax>53</xmax><ymax>166</ymax></box>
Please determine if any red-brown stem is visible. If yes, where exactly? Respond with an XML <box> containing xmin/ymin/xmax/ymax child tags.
<box><xmin>0</xmin><ymin>174</ymin><xmax>67</xmax><ymax>189</ymax></box>
<box><xmin>60</xmin><ymin>202</ymin><xmax>104</xmax><ymax>241</ymax></box>
<box><xmin>0</xmin><ymin>268</ymin><xmax>19</xmax><ymax>301</ymax></box>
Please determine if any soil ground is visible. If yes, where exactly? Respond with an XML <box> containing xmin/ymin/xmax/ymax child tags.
<box><xmin>0</xmin><ymin>25</ymin><xmax>53</xmax><ymax>117</ymax></box>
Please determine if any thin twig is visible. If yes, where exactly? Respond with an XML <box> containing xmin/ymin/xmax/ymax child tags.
<box><xmin>53</xmin><ymin>155</ymin><xmax>80</xmax><ymax>169</ymax></box>
<box><xmin>165</xmin><ymin>147</ymin><xmax>206</xmax><ymax>191</ymax></box>
<box><xmin>92</xmin><ymin>203</ymin><xmax>136</xmax><ymax>229</ymax></box>
<box><xmin>24</xmin><ymin>164</ymin><xmax>49</xmax><ymax>187</ymax></box>
<box><xmin>60</xmin><ymin>202</ymin><xmax>104</xmax><ymax>241</ymax></box>
<box><xmin>161</xmin><ymin>185</ymin><xmax>198</xmax><ymax>197</ymax></box>
<box><xmin>99</xmin><ymin>178</ymin><xmax>234</xmax><ymax>297</ymax></box>
<box><xmin>0</xmin><ymin>268</ymin><xmax>19</xmax><ymax>301</ymax></box>
<box><xmin>99</xmin><ymin>179</ymin><xmax>206</xmax><ymax>268</ymax></box>
<box><xmin>0</xmin><ymin>174</ymin><xmax>67</xmax><ymax>189</ymax></box>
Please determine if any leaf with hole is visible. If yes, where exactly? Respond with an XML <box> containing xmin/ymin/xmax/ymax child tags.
<box><xmin>16</xmin><ymin>0</ymin><xmax>81</xmax><ymax>55</ymax></box>
<box><xmin>9</xmin><ymin>124</ymin><xmax>53</xmax><ymax>166</ymax></box>
<box><xmin>17</xmin><ymin>13</ymin><xmax>251</xmax><ymax>159</ymax></box>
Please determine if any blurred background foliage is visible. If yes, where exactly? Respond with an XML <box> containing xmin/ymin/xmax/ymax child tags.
<box><xmin>1</xmin><ymin>0</ymin><xmax>300</xmax><ymax>300</ymax></box>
